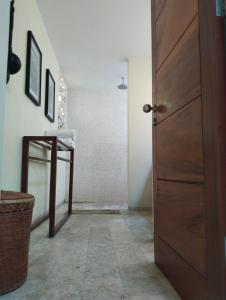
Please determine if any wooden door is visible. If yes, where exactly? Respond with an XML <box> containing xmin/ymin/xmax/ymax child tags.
<box><xmin>150</xmin><ymin>1</ymin><xmax>226</xmax><ymax>299</ymax></box>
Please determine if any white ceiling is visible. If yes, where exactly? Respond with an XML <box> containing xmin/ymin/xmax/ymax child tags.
<box><xmin>37</xmin><ymin>0</ymin><xmax>151</xmax><ymax>90</ymax></box>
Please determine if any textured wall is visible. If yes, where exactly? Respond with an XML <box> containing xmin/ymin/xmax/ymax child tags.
<box><xmin>68</xmin><ymin>88</ymin><xmax>128</xmax><ymax>206</ymax></box>
<box><xmin>128</xmin><ymin>57</ymin><xmax>153</xmax><ymax>208</ymax></box>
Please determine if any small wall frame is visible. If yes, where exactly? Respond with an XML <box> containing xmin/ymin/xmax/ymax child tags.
<box><xmin>45</xmin><ymin>69</ymin><xmax>55</xmax><ymax>122</ymax></box>
<box><xmin>25</xmin><ymin>31</ymin><xmax>42</xmax><ymax>106</ymax></box>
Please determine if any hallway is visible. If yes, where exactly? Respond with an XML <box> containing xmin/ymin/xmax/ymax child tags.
<box><xmin>1</xmin><ymin>212</ymin><xmax>180</xmax><ymax>300</ymax></box>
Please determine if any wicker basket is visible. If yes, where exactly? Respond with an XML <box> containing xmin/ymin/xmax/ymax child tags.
<box><xmin>0</xmin><ymin>191</ymin><xmax>35</xmax><ymax>295</ymax></box>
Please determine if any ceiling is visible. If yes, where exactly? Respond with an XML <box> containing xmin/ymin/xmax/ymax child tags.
<box><xmin>37</xmin><ymin>0</ymin><xmax>151</xmax><ymax>90</ymax></box>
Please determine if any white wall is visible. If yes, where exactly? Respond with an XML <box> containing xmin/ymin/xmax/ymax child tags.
<box><xmin>68</xmin><ymin>88</ymin><xmax>128</xmax><ymax>206</ymax></box>
<box><xmin>128</xmin><ymin>57</ymin><xmax>153</xmax><ymax>209</ymax></box>
<box><xmin>2</xmin><ymin>0</ymin><xmax>67</xmax><ymax>221</ymax></box>
<box><xmin>0</xmin><ymin>0</ymin><xmax>10</xmax><ymax>189</ymax></box>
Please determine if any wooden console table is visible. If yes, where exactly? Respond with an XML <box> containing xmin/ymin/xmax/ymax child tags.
<box><xmin>21</xmin><ymin>136</ymin><xmax>74</xmax><ymax>237</ymax></box>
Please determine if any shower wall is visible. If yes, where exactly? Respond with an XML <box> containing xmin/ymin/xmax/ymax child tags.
<box><xmin>68</xmin><ymin>87</ymin><xmax>128</xmax><ymax>206</ymax></box>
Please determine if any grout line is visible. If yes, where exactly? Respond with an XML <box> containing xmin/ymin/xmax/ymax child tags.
<box><xmin>109</xmin><ymin>216</ymin><xmax>128</xmax><ymax>299</ymax></box>
<box><xmin>82</xmin><ymin>223</ymin><xmax>91</xmax><ymax>299</ymax></box>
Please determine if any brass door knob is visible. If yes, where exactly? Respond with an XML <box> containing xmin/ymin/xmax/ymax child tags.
<box><xmin>143</xmin><ymin>104</ymin><xmax>158</xmax><ymax>113</ymax></box>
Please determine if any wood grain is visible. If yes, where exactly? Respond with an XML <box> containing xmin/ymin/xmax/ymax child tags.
<box><xmin>157</xmin><ymin>180</ymin><xmax>206</xmax><ymax>275</ymax></box>
<box><xmin>152</xmin><ymin>0</ymin><xmax>226</xmax><ymax>298</ymax></box>
<box><xmin>157</xmin><ymin>98</ymin><xmax>204</xmax><ymax>182</ymax></box>
<box><xmin>157</xmin><ymin>238</ymin><xmax>207</xmax><ymax>300</ymax></box>
<box><xmin>156</xmin><ymin>0</ymin><xmax>198</xmax><ymax>70</ymax></box>
<box><xmin>156</xmin><ymin>17</ymin><xmax>201</xmax><ymax>122</ymax></box>
<box><xmin>155</xmin><ymin>0</ymin><xmax>166</xmax><ymax>20</ymax></box>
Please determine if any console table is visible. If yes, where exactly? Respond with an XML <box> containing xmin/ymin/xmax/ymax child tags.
<box><xmin>21</xmin><ymin>136</ymin><xmax>74</xmax><ymax>237</ymax></box>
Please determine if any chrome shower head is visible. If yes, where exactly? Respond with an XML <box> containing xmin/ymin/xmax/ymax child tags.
<box><xmin>117</xmin><ymin>77</ymin><xmax>128</xmax><ymax>90</ymax></box>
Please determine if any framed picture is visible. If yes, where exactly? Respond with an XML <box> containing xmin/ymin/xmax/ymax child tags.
<box><xmin>25</xmin><ymin>31</ymin><xmax>42</xmax><ymax>106</ymax></box>
<box><xmin>45</xmin><ymin>69</ymin><xmax>55</xmax><ymax>122</ymax></box>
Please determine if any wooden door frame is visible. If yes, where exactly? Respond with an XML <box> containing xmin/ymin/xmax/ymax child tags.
<box><xmin>151</xmin><ymin>0</ymin><xmax>226</xmax><ymax>299</ymax></box>
<box><xmin>199</xmin><ymin>1</ymin><xmax>226</xmax><ymax>299</ymax></box>
<box><xmin>151</xmin><ymin>0</ymin><xmax>158</xmax><ymax>266</ymax></box>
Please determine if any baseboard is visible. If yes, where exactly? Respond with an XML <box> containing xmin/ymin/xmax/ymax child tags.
<box><xmin>72</xmin><ymin>209</ymin><xmax>121</xmax><ymax>215</ymax></box>
<box><xmin>128</xmin><ymin>206</ymin><xmax>152</xmax><ymax>212</ymax></box>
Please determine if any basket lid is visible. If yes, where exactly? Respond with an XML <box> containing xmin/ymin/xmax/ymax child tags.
<box><xmin>0</xmin><ymin>191</ymin><xmax>34</xmax><ymax>204</ymax></box>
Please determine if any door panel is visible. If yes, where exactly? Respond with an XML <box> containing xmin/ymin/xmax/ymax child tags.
<box><xmin>158</xmin><ymin>238</ymin><xmax>207</xmax><ymax>300</ymax></box>
<box><xmin>152</xmin><ymin>0</ymin><xmax>226</xmax><ymax>299</ymax></box>
<box><xmin>157</xmin><ymin>98</ymin><xmax>204</xmax><ymax>182</ymax></box>
<box><xmin>156</xmin><ymin>17</ymin><xmax>201</xmax><ymax>122</ymax></box>
<box><xmin>157</xmin><ymin>180</ymin><xmax>206</xmax><ymax>275</ymax></box>
<box><xmin>156</xmin><ymin>0</ymin><xmax>198</xmax><ymax>70</ymax></box>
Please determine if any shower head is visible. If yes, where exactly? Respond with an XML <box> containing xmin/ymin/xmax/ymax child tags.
<box><xmin>117</xmin><ymin>77</ymin><xmax>128</xmax><ymax>90</ymax></box>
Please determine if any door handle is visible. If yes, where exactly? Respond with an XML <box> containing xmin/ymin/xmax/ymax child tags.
<box><xmin>143</xmin><ymin>104</ymin><xmax>158</xmax><ymax>113</ymax></box>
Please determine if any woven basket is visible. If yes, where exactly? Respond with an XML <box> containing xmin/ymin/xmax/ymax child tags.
<box><xmin>0</xmin><ymin>191</ymin><xmax>35</xmax><ymax>295</ymax></box>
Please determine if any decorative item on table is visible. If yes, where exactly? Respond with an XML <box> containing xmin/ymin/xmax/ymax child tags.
<box><xmin>25</xmin><ymin>31</ymin><xmax>42</xmax><ymax>106</ymax></box>
<box><xmin>45</xmin><ymin>69</ymin><xmax>55</xmax><ymax>123</ymax></box>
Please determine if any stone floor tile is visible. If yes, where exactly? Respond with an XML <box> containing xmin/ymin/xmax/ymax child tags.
<box><xmin>1</xmin><ymin>210</ymin><xmax>181</xmax><ymax>300</ymax></box>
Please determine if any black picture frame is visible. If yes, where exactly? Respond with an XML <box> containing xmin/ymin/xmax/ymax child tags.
<box><xmin>45</xmin><ymin>69</ymin><xmax>55</xmax><ymax>123</ymax></box>
<box><xmin>25</xmin><ymin>31</ymin><xmax>42</xmax><ymax>106</ymax></box>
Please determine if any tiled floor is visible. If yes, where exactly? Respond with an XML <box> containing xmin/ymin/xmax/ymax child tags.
<box><xmin>2</xmin><ymin>211</ymin><xmax>181</xmax><ymax>300</ymax></box>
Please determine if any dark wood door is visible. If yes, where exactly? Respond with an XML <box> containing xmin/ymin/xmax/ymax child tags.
<box><xmin>151</xmin><ymin>1</ymin><xmax>226</xmax><ymax>299</ymax></box>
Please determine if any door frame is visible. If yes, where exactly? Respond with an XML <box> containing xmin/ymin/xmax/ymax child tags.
<box><xmin>0</xmin><ymin>0</ymin><xmax>10</xmax><ymax>189</ymax></box>
<box><xmin>199</xmin><ymin>1</ymin><xmax>226</xmax><ymax>299</ymax></box>
<box><xmin>151</xmin><ymin>0</ymin><xmax>226</xmax><ymax>299</ymax></box>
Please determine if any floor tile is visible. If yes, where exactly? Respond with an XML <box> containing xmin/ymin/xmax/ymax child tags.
<box><xmin>1</xmin><ymin>210</ymin><xmax>181</xmax><ymax>300</ymax></box>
